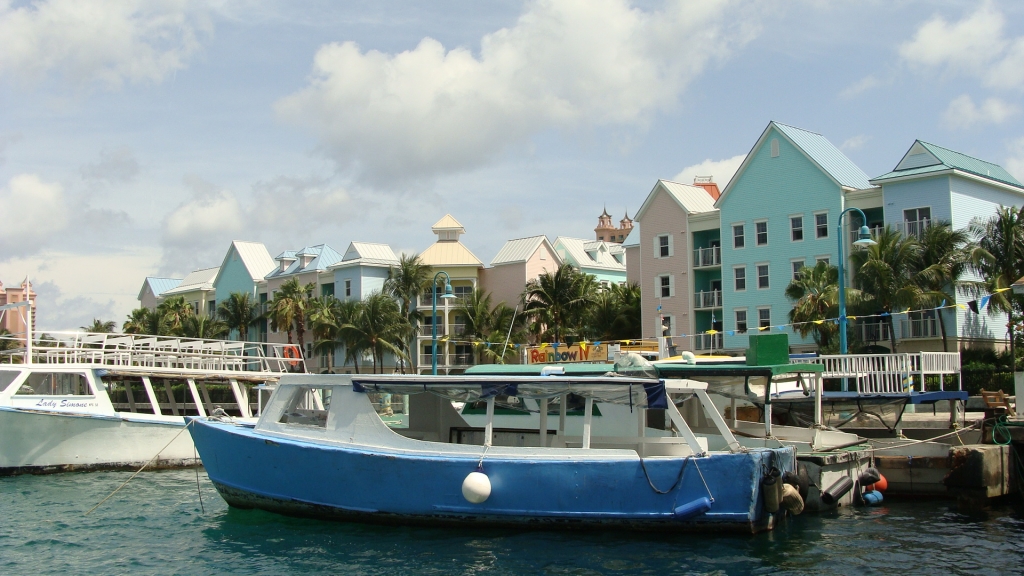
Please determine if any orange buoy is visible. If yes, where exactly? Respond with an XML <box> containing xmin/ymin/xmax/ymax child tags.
<box><xmin>283</xmin><ymin>345</ymin><xmax>301</xmax><ymax>367</ymax></box>
<box><xmin>865</xmin><ymin>473</ymin><xmax>888</xmax><ymax>493</ymax></box>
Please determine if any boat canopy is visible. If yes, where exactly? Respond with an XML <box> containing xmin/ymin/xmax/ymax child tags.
<box><xmin>349</xmin><ymin>375</ymin><xmax>668</xmax><ymax>409</ymax></box>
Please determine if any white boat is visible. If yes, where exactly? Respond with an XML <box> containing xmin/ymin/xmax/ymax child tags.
<box><xmin>0</xmin><ymin>324</ymin><xmax>301</xmax><ymax>475</ymax></box>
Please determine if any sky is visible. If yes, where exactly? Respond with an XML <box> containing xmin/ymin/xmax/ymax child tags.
<box><xmin>2</xmin><ymin>0</ymin><xmax>1024</xmax><ymax>331</ymax></box>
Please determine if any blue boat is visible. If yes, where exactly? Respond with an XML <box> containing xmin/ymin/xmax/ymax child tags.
<box><xmin>189</xmin><ymin>373</ymin><xmax>797</xmax><ymax>533</ymax></box>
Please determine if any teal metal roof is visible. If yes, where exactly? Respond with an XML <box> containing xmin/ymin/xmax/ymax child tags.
<box><xmin>145</xmin><ymin>277</ymin><xmax>182</xmax><ymax>297</ymax></box>
<box><xmin>773</xmin><ymin>123</ymin><xmax>873</xmax><ymax>189</ymax></box>
<box><xmin>871</xmin><ymin>140</ymin><xmax>1024</xmax><ymax>189</ymax></box>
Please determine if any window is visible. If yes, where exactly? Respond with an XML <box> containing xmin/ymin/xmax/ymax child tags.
<box><xmin>757</xmin><ymin>264</ymin><xmax>770</xmax><ymax>289</ymax></box>
<box><xmin>598</xmin><ymin>235</ymin><xmax>604</xmax><ymax>241</ymax></box>
<box><xmin>661</xmin><ymin>315</ymin><xmax>673</xmax><ymax>337</ymax></box>
<box><xmin>656</xmin><ymin>234</ymin><xmax>672</xmax><ymax>258</ymax></box>
<box><xmin>791</xmin><ymin>260</ymin><xmax>805</xmax><ymax>280</ymax></box>
<box><xmin>815</xmin><ymin>256</ymin><xmax>830</xmax><ymax>266</ymax></box>
<box><xmin>815</xmin><ymin>212</ymin><xmax>828</xmax><ymax>239</ymax></box>
<box><xmin>755</xmin><ymin>221</ymin><xmax>768</xmax><ymax>246</ymax></box>
<box><xmin>344</xmin><ymin>279</ymin><xmax>352</xmax><ymax>297</ymax></box>
<box><xmin>904</xmin><ymin>207</ymin><xmax>931</xmax><ymax>223</ymax></box>
<box><xmin>277</xmin><ymin>386</ymin><xmax>331</xmax><ymax>428</ymax></box>
<box><xmin>790</xmin><ymin>216</ymin><xmax>804</xmax><ymax>241</ymax></box>
<box><xmin>758</xmin><ymin>308</ymin><xmax>771</xmax><ymax>329</ymax></box>
<box><xmin>321</xmin><ymin>283</ymin><xmax>335</xmax><ymax>297</ymax></box>
<box><xmin>770</xmin><ymin>138</ymin><xmax>779</xmax><ymax>157</ymax></box>
<box><xmin>453</xmin><ymin>285</ymin><xmax>473</xmax><ymax>299</ymax></box>
<box><xmin>734</xmin><ymin>266</ymin><xmax>746</xmax><ymax>291</ymax></box>
<box><xmin>658</xmin><ymin>275</ymin><xmax>673</xmax><ymax>298</ymax></box>
<box><xmin>208</xmin><ymin>300</ymin><xmax>216</xmax><ymax>314</ymax></box>
<box><xmin>735</xmin><ymin>310</ymin><xmax>748</xmax><ymax>334</ymax></box>
<box><xmin>733</xmin><ymin>224</ymin><xmax>745</xmax><ymax>249</ymax></box>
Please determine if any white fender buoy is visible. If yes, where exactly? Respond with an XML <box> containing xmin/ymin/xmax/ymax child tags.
<box><xmin>681</xmin><ymin>351</ymin><xmax>696</xmax><ymax>365</ymax></box>
<box><xmin>462</xmin><ymin>471</ymin><xmax>491</xmax><ymax>503</ymax></box>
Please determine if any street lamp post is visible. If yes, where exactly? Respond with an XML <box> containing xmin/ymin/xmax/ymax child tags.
<box><xmin>431</xmin><ymin>271</ymin><xmax>455</xmax><ymax>375</ymax></box>
<box><xmin>837</xmin><ymin>207</ymin><xmax>877</xmax><ymax>391</ymax></box>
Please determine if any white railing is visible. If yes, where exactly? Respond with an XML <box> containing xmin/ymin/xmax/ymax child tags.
<box><xmin>855</xmin><ymin>321</ymin><xmax>891</xmax><ymax>343</ymax></box>
<box><xmin>792</xmin><ymin>352</ymin><xmax>961</xmax><ymax>393</ymax></box>
<box><xmin>901</xmin><ymin>318</ymin><xmax>940</xmax><ymax>339</ymax></box>
<box><xmin>419</xmin><ymin>352</ymin><xmax>474</xmax><ymax>367</ymax></box>
<box><xmin>0</xmin><ymin>331</ymin><xmax>306</xmax><ymax>374</ymax></box>
<box><xmin>694</xmin><ymin>333</ymin><xmax>723</xmax><ymax>351</ymax></box>
<box><xmin>897</xmin><ymin>218</ymin><xmax>931</xmax><ymax>240</ymax></box>
<box><xmin>694</xmin><ymin>290</ymin><xmax>723</xmax><ymax>309</ymax></box>
<box><xmin>419</xmin><ymin>324</ymin><xmax>445</xmax><ymax>337</ymax></box>
<box><xmin>693</xmin><ymin>246</ymin><xmax>721</xmax><ymax>268</ymax></box>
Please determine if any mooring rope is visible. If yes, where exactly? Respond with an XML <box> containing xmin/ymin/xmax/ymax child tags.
<box><xmin>85</xmin><ymin>420</ymin><xmax>194</xmax><ymax>516</ymax></box>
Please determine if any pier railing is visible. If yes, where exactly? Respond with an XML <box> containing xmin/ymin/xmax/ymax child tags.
<box><xmin>0</xmin><ymin>331</ymin><xmax>306</xmax><ymax>374</ymax></box>
<box><xmin>792</xmin><ymin>352</ymin><xmax>960</xmax><ymax>393</ymax></box>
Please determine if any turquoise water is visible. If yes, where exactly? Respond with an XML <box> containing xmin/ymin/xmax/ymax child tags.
<box><xmin>3</xmin><ymin>469</ymin><xmax>1024</xmax><ymax>575</ymax></box>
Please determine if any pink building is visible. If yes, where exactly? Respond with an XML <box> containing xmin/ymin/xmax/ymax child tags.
<box><xmin>0</xmin><ymin>278</ymin><xmax>36</xmax><ymax>345</ymax></box>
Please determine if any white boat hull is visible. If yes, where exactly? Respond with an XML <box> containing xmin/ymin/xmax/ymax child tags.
<box><xmin>0</xmin><ymin>407</ymin><xmax>197</xmax><ymax>474</ymax></box>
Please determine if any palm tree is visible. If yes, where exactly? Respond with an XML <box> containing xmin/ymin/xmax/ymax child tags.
<box><xmin>851</xmin><ymin>226</ymin><xmax>924</xmax><ymax>352</ymax></box>
<box><xmin>456</xmin><ymin>290</ymin><xmax>494</xmax><ymax>363</ymax></box>
<box><xmin>157</xmin><ymin>296</ymin><xmax>194</xmax><ymax>336</ymax></box>
<box><xmin>785</xmin><ymin>262</ymin><xmax>843</xmax><ymax>351</ymax></box>
<box><xmin>267</xmin><ymin>278</ymin><xmax>314</xmax><ymax>349</ymax></box>
<box><xmin>0</xmin><ymin>328</ymin><xmax>17</xmax><ymax>356</ymax></box>
<box><xmin>308</xmin><ymin>295</ymin><xmax>344</xmax><ymax>369</ymax></box>
<box><xmin>180</xmin><ymin>314</ymin><xmax>228</xmax><ymax>339</ymax></box>
<box><xmin>384</xmin><ymin>253</ymin><xmax>430</xmax><ymax>370</ymax></box>
<box><xmin>585</xmin><ymin>282</ymin><xmax>642</xmax><ymax>341</ymax></box>
<box><xmin>915</xmin><ymin>221</ymin><xmax>976</xmax><ymax>352</ymax></box>
<box><xmin>522</xmin><ymin>263</ymin><xmax>598</xmax><ymax>344</ymax></box>
<box><xmin>342</xmin><ymin>292</ymin><xmax>410</xmax><ymax>373</ymax></box>
<box><xmin>81</xmin><ymin>318</ymin><xmax>116</xmax><ymax>333</ymax></box>
<box><xmin>969</xmin><ymin>206</ymin><xmax>1024</xmax><ymax>372</ymax></box>
<box><xmin>217</xmin><ymin>292</ymin><xmax>260</xmax><ymax>342</ymax></box>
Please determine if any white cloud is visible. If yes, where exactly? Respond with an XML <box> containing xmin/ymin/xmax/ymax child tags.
<box><xmin>899</xmin><ymin>2</ymin><xmax>1005</xmax><ymax>73</ymax></box>
<box><xmin>942</xmin><ymin>95</ymin><xmax>1019</xmax><ymax>129</ymax></box>
<box><xmin>840</xmin><ymin>134</ymin><xmax>871</xmax><ymax>151</ymax></box>
<box><xmin>1006</xmin><ymin>137</ymin><xmax>1024</xmax><ymax>183</ymax></box>
<box><xmin>0</xmin><ymin>174</ymin><xmax>70</xmax><ymax>257</ymax></box>
<box><xmin>158</xmin><ymin>175</ymin><xmax>352</xmax><ymax>275</ymax></box>
<box><xmin>0</xmin><ymin>247</ymin><xmax>162</xmax><ymax>331</ymax></box>
<box><xmin>276</xmin><ymin>0</ymin><xmax>759</xmax><ymax>185</ymax></box>
<box><xmin>81</xmin><ymin>147</ymin><xmax>140</xmax><ymax>183</ymax></box>
<box><xmin>0</xmin><ymin>0</ymin><xmax>211</xmax><ymax>89</ymax></box>
<box><xmin>672</xmin><ymin>154</ymin><xmax>745</xmax><ymax>189</ymax></box>
<box><xmin>899</xmin><ymin>2</ymin><xmax>1024</xmax><ymax>91</ymax></box>
<box><xmin>839</xmin><ymin>75</ymin><xmax>879</xmax><ymax>99</ymax></box>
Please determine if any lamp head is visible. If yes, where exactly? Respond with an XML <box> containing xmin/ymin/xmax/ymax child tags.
<box><xmin>853</xmin><ymin>225</ymin><xmax>876</xmax><ymax>247</ymax></box>
<box><xmin>441</xmin><ymin>283</ymin><xmax>455</xmax><ymax>299</ymax></box>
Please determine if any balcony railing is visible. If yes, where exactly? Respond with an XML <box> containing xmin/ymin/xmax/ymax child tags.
<box><xmin>419</xmin><ymin>324</ymin><xmax>445</xmax><ymax>337</ymax></box>
<box><xmin>855</xmin><ymin>321</ymin><xmax>892</xmax><ymax>343</ymax></box>
<box><xmin>417</xmin><ymin>292</ymin><xmax>473</xmax><ymax>308</ymax></box>
<box><xmin>897</xmin><ymin>218</ymin><xmax>931</xmax><ymax>240</ymax></box>
<box><xmin>901</xmin><ymin>317</ymin><xmax>940</xmax><ymax>339</ymax></box>
<box><xmin>693</xmin><ymin>246</ymin><xmax>721</xmax><ymax>268</ymax></box>
<box><xmin>418</xmin><ymin>353</ymin><xmax>475</xmax><ymax>367</ymax></box>
<box><xmin>694</xmin><ymin>290</ymin><xmax>723</xmax><ymax>309</ymax></box>
<box><xmin>694</xmin><ymin>333</ymin><xmax>723</xmax><ymax>351</ymax></box>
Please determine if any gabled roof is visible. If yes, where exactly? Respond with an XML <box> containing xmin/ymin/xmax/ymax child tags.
<box><xmin>419</xmin><ymin>241</ymin><xmax>483</xmax><ymax>267</ymax></box>
<box><xmin>870</xmin><ymin>140</ymin><xmax>1024</xmax><ymax>190</ymax></box>
<box><xmin>718</xmin><ymin>122</ymin><xmax>872</xmax><ymax>207</ymax></box>
<box><xmin>331</xmin><ymin>242</ymin><xmax>400</xmax><ymax>268</ymax></box>
<box><xmin>553</xmin><ymin>237</ymin><xmax>626</xmax><ymax>272</ymax></box>
<box><xmin>213</xmin><ymin>241</ymin><xmax>276</xmax><ymax>286</ymax></box>
<box><xmin>490</xmin><ymin>236</ymin><xmax>557</xmax><ymax>266</ymax></box>
<box><xmin>266</xmin><ymin>244</ymin><xmax>343</xmax><ymax>278</ymax></box>
<box><xmin>635</xmin><ymin>179</ymin><xmax>718</xmax><ymax>222</ymax></box>
<box><xmin>138</xmin><ymin>277</ymin><xmax>182</xmax><ymax>301</ymax></box>
<box><xmin>161</xmin><ymin>267</ymin><xmax>219</xmax><ymax>296</ymax></box>
<box><xmin>621</xmin><ymin>227</ymin><xmax>640</xmax><ymax>248</ymax></box>
<box><xmin>431</xmin><ymin>214</ymin><xmax>465</xmax><ymax>232</ymax></box>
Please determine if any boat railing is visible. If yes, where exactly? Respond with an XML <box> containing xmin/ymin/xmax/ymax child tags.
<box><xmin>0</xmin><ymin>331</ymin><xmax>305</xmax><ymax>374</ymax></box>
<box><xmin>792</xmin><ymin>351</ymin><xmax>961</xmax><ymax>393</ymax></box>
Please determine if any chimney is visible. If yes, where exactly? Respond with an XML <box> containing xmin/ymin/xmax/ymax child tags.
<box><xmin>692</xmin><ymin>176</ymin><xmax>720</xmax><ymax>201</ymax></box>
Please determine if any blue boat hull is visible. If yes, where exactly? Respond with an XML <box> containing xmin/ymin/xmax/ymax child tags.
<box><xmin>191</xmin><ymin>419</ymin><xmax>795</xmax><ymax>533</ymax></box>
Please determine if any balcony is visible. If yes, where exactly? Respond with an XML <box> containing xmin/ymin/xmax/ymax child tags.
<box><xmin>418</xmin><ymin>353</ymin><xmax>475</xmax><ymax>367</ymax></box>
<box><xmin>855</xmin><ymin>321</ymin><xmax>891</xmax><ymax>343</ymax></box>
<box><xmin>694</xmin><ymin>333</ymin><xmax>723</xmax><ymax>351</ymax></box>
<box><xmin>693</xmin><ymin>246</ymin><xmax>721</xmax><ymax>268</ymax></box>
<box><xmin>417</xmin><ymin>292</ymin><xmax>473</xmax><ymax>309</ymax></box>
<box><xmin>896</xmin><ymin>218</ymin><xmax>931</xmax><ymax>240</ymax></box>
<box><xmin>419</xmin><ymin>324</ymin><xmax>445</xmax><ymax>337</ymax></box>
<box><xmin>901</xmin><ymin>317</ymin><xmax>940</xmax><ymax>339</ymax></box>
<box><xmin>694</xmin><ymin>290</ymin><xmax>723</xmax><ymax>310</ymax></box>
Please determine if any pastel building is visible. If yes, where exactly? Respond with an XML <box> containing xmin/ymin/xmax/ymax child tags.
<box><xmin>632</xmin><ymin>179</ymin><xmax>720</xmax><ymax>349</ymax></box>
<box><xmin>159</xmin><ymin>267</ymin><xmax>219</xmax><ymax>317</ymax></box>
<box><xmin>552</xmin><ymin>237</ymin><xmax>627</xmax><ymax>287</ymax></box>
<box><xmin>137</xmin><ymin>277</ymin><xmax>181</xmax><ymax>310</ymax></box>
<box><xmin>415</xmin><ymin>215</ymin><xmax>484</xmax><ymax>374</ymax></box>
<box><xmin>262</xmin><ymin>244</ymin><xmax>344</xmax><ymax>357</ymax></box>
<box><xmin>594</xmin><ymin>208</ymin><xmax>634</xmax><ymax>243</ymax></box>
<box><xmin>330</xmin><ymin>242</ymin><xmax>400</xmax><ymax>302</ymax></box>
<box><xmin>717</xmin><ymin>122</ymin><xmax>876</xmax><ymax>351</ymax></box>
<box><xmin>868</xmin><ymin>140</ymin><xmax>1024</xmax><ymax>349</ymax></box>
<box><xmin>482</xmin><ymin>235</ymin><xmax>559</xmax><ymax>309</ymax></box>
<box><xmin>0</xmin><ymin>278</ymin><xmax>36</xmax><ymax>344</ymax></box>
